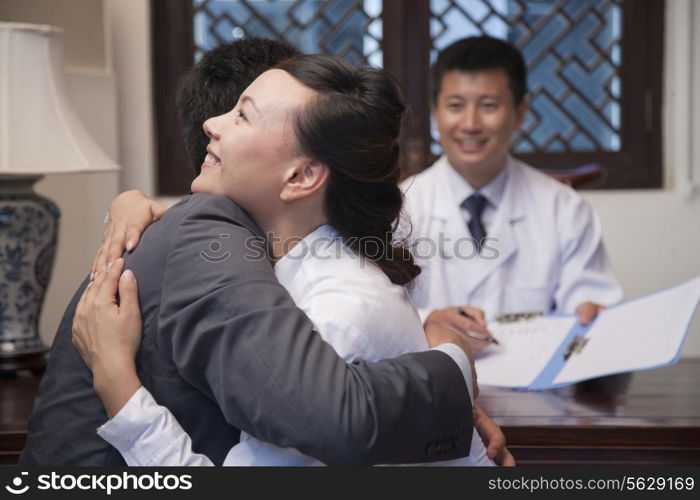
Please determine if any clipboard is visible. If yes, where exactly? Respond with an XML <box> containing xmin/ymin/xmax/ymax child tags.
<box><xmin>474</xmin><ymin>274</ymin><xmax>700</xmax><ymax>390</ymax></box>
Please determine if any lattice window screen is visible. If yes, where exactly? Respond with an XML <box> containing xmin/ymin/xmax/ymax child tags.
<box><xmin>193</xmin><ymin>0</ymin><xmax>384</xmax><ymax>67</ymax></box>
<box><xmin>430</xmin><ymin>0</ymin><xmax>623</xmax><ymax>156</ymax></box>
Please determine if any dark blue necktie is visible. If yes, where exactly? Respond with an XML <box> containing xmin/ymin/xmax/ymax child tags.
<box><xmin>461</xmin><ymin>193</ymin><xmax>487</xmax><ymax>253</ymax></box>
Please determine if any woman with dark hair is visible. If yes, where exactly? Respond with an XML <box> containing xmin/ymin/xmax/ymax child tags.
<box><xmin>73</xmin><ymin>54</ymin><xmax>494</xmax><ymax>466</ymax></box>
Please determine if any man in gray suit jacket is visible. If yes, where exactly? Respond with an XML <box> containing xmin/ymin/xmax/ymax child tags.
<box><xmin>21</xmin><ymin>191</ymin><xmax>476</xmax><ymax>465</ymax></box>
<box><xmin>21</xmin><ymin>39</ymin><xmax>503</xmax><ymax>466</ymax></box>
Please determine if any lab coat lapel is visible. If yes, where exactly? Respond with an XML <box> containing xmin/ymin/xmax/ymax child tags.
<box><xmin>425</xmin><ymin>160</ymin><xmax>482</xmax><ymax>299</ymax></box>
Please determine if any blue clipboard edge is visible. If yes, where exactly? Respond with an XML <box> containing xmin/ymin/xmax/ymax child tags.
<box><xmin>517</xmin><ymin>275</ymin><xmax>700</xmax><ymax>391</ymax></box>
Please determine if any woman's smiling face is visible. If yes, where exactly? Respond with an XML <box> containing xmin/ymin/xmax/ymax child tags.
<box><xmin>191</xmin><ymin>69</ymin><xmax>317</xmax><ymax>218</ymax></box>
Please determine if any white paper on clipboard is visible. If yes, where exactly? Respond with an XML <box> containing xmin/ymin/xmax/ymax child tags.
<box><xmin>475</xmin><ymin>316</ymin><xmax>577</xmax><ymax>388</ymax></box>
<box><xmin>474</xmin><ymin>275</ymin><xmax>700</xmax><ymax>389</ymax></box>
<box><xmin>553</xmin><ymin>274</ymin><xmax>700</xmax><ymax>386</ymax></box>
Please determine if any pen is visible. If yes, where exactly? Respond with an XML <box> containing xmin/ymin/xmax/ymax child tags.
<box><xmin>456</xmin><ymin>307</ymin><xmax>500</xmax><ymax>345</ymax></box>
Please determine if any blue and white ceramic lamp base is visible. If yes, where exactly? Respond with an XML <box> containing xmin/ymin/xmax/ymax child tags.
<box><xmin>0</xmin><ymin>176</ymin><xmax>58</xmax><ymax>372</ymax></box>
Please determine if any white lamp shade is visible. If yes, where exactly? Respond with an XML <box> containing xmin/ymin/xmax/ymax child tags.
<box><xmin>0</xmin><ymin>22</ymin><xmax>119</xmax><ymax>175</ymax></box>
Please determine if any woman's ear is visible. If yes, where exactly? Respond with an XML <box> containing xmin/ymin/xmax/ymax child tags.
<box><xmin>281</xmin><ymin>159</ymin><xmax>329</xmax><ymax>202</ymax></box>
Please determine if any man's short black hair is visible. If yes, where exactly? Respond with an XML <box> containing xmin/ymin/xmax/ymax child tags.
<box><xmin>177</xmin><ymin>37</ymin><xmax>300</xmax><ymax>174</ymax></box>
<box><xmin>431</xmin><ymin>35</ymin><xmax>527</xmax><ymax>106</ymax></box>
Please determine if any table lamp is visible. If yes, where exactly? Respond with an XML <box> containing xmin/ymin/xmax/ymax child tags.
<box><xmin>0</xmin><ymin>22</ymin><xmax>119</xmax><ymax>372</ymax></box>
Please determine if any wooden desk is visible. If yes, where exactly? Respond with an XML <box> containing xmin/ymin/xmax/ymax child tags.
<box><xmin>2</xmin><ymin>361</ymin><xmax>700</xmax><ymax>466</ymax></box>
<box><xmin>479</xmin><ymin>359</ymin><xmax>700</xmax><ymax>465</ymax></box>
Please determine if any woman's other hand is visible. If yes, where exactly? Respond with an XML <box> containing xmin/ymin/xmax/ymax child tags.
<box><xmin>473</xmin><ymin>405</ymin><xmax>516</xmax><ymax>466</ymax></box>
<box><xmin>73</xmin><ymin>258</ymin><xmax>143</xmax><ymax>417</ymax></box>
<box><xmin>91</xmin><ymin>190</ymin><xmax>168</xmax><ymax>279</ymax></box>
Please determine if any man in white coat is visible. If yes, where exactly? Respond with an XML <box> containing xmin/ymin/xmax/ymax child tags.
<box><xmin>401</xmin><ymin>36</ymin><xmax>623</xmax><ymax>352</ymax></box>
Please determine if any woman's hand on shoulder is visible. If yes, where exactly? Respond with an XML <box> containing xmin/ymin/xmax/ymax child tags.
<box><xmin>91</xmin><ymin>190</ymin><xmax>169</xmax><ymax>279</ymax></box>
<box><xmin>73</xmin><ymin>258</ymin><xmax>143</xmax><ymax>417</ymax></box>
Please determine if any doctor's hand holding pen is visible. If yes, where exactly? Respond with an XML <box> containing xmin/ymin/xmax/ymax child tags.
<box><xmin>424</xmin><ymin>306</ymin><xmax>498</xmax><ymax>355</ymax></box>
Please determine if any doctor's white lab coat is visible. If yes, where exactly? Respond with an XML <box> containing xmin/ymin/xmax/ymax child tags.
<box><xmin>401</xmin><ymin>156</ymin><xmax>623</xmax><ymax>321</ymax></box>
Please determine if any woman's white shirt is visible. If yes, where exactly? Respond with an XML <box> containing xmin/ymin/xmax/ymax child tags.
<box><xmin>97</xmin><ymin>225</ymin><xmax>491</xmax><ymax>466</ymax></box>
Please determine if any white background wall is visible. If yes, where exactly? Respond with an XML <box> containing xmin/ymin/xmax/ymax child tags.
<box><xmin>2</xmin><ymin>0</ymin><xmax>699</xmax><ymax>356</ymax></box>
<box><xmin>103</xmin><ymin>0</ymin><xmax>155</xmax><ymax>194</ymax></box>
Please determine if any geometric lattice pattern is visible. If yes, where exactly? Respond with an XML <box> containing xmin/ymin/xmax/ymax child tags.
<box><xmin>430</xmin><ymin>0</ymin><xmax>622</xmax><ymax>154</ymax></box>
<box><xmin>192</xmin><ymin>0</ymin><xmax>622</xmax><ymax>155</ymax></box>
<box><xmin>193</xmin><ymin>0</ymin><xmax>383</xmax><ymax>67</ymax></box>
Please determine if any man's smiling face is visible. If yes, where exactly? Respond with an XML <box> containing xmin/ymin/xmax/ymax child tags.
<box><xmin>432</xmin><ymin>68</ymin><xmax>527</xmax><ymax>186</ymax></box>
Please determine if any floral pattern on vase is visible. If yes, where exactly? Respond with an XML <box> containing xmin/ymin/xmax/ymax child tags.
<box><xmin>0</xmin><ymin>187</ymin><xmax>59</xmax><ymax>355</ymax></box>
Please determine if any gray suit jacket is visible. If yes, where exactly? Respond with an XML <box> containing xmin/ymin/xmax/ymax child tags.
<box><xmin>21</xmin><ymin>194</ymin><xmax>473</xmax><ymax>465</ymax></box>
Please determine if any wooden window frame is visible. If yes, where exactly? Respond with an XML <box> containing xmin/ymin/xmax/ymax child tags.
<box><xmin>151</xmin><ymin>0</ymin><xmax>664</xmax><ymax>195</ymax></box>
<box><xmin>152</xmin><ymin>0</ymin><xmax>195</xmax><ymax>196</ymax></box>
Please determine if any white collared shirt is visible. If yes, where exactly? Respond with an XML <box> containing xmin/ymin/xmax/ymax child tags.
<box><xmin>98</xmin><ymin>225</ymin><xmax>489</xmax><ymax>466</ymax></box>
<box><xmin>443</xmin><ymin>158</ymin><xmax>509</xmax><ymax>234</ymax></box>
